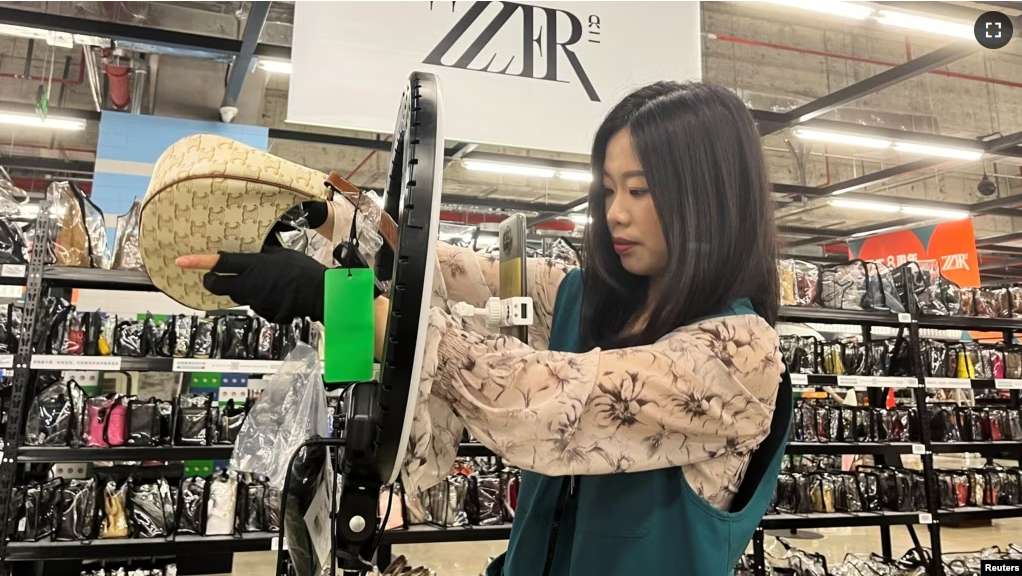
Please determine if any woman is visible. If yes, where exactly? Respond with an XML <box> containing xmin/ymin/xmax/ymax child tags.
<box><xmin>179</xmin><ymin>81</ymin><xmax>791</xmax><ymax>575</ymax></box>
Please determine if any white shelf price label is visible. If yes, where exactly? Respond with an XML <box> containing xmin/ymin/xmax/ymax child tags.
<box><xmin>0</xmin><ymin>354</ymin><xmax>13</xmax><ymax>369</ymax></box>
<box><xmin>917</xmin><ymin>513</ymin><xmax>933</xmax><ymax>525</ymax></box>
<box><xmin>925</xmin><ymin>378</ymin><xmax>971</xmax><ymax>389</ymax></box>
<box><xmin>911</xmin><ymin>444</ymin><xmax>926</xmax><ymax>455</ymax></box>
<box><xmin>897</xmin><ymin>313</ymin><xmax>913</xmax><ymax>324</ymax></box>
<box><xmin>836</xmin><ymin>376</ymin><xmax>859</xmax><ymax>387</ymax></box>
<box><xmin>996</xmin><ymin>379</ymin><xmax>1022</xmax><ymax>390</ymax></box>
<box><xmin>1</xmin><ymin>264</ymin><xmax>24</xmax><ymax>277</ymax></box>
<box><xmin>173</xmin><ymin>359</ymin><xmax>284</xmax><ymax>374</ymax></box>
<box><xmin>30</xmin><ymin>355</ymin><xmax>122</xmax><ymax>371</ymax></box>
<box><xmin>270</xmin><ymin>537</ymin><xmax>289</xmax><ymax>551</ymax></box>
<box><xmin>789</xmin><ymin>374</ymin><xmax>809</xmax><ymax>386</ymax></box>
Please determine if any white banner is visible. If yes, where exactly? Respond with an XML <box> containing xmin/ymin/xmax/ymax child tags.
<box><xmin>289</xmin><ymin>1</ymin><xmax>702</xmax><ymax>154</ymax></box>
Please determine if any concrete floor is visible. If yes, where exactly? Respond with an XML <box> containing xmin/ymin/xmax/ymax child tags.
<box><xmin>226</xmin><ymin>518</ymin><xmax>1022</xmax><ymax>575</ymax></box>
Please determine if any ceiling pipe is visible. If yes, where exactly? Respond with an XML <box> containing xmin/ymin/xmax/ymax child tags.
<box><xmin>81</xmin><ymin>45</ymin><xmax>103</xmax><ymax>112</ymax></box>
<box><xmin>130</xmin><ymin>55</ymin><xmax>147</xmax><ymax>114</ymax></box>
<box><xmin>710</xmin><ymin>34</ymin><xmax>1022</xmax><ymax>90</ymax></box>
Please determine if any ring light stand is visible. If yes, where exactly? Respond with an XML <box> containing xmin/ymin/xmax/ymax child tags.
<box><xmin>275</xmin><ymin>71</ymin><xmax>444</xmax><ymax>576</ymax></box>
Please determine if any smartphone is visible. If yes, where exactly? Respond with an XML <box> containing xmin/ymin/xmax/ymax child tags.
<box><xmin>499</xmin><ymin>214</ymin><xmax>528</xmax><ymax>343</ymax></box>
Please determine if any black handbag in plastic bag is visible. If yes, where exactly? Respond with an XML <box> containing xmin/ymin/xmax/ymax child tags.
<box><xmin>131</xmin><ymin>478</ymin><xmax>174</xmax><ymax>538</ymax></box>
<box><xmin>24</xmin><ymin>377</ymin><xmax>85</xmax><ymax>447</ymax></box>
<box><xmin>127</xmin><ymin>397</ymin><xmax>160</xmax><ymax>447</ymax></box>
<box><xmin>24</xmin><ymin>478</ymin><xmax>61</xmax><ymax>541</ymax></box>
<box><xmin>864</xmin><ymin>261</ymin><xmax>906</xmax><ymax>312</ymax></box>
<box><xmin>264</xmin><ymin>486</ymin><xmax>281</xmax><ymax>532</ymax></box>
<box><xmin>55</xmin><ymin>478</ymin><xmax>96</xmax><ymax>541</ymax></box>
<box><xmin>237</xmin><ymin>479</ymin><xmax>265</xmax><ymax>533</ymax></box>
<box><xmin>177</xmin><ymin>477</ymin><xmax>207</xmax><ymax>535</ymax></box>
<box><xmin>176</xmin><ymin>394</ymin><xmax>212</xmax><ymax>446</ymax></box>
<box><xmin>218</xmin><ymin>399</ymin><xmax>246</xmax><ymax>445</ymax></box>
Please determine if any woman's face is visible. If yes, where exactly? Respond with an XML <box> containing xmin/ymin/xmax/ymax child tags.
<box><xmin>602</xmin><ymin>128</ymin><xmax>667</xmax><ymax>278</ymax></box>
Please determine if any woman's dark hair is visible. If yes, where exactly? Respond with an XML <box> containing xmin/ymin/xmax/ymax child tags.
<box><xmin>580</xmin><ymin>81</ymin><xmax>778</xmax><ymax>350</ymax></box>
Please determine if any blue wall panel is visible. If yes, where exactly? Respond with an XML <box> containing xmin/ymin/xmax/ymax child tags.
<box><xmin>93</xmin><ymin>112</ymin><xmax>269</xmax><ymax>216</ymax></box>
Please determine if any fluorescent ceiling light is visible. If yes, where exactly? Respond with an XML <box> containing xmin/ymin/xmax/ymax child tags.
<box><xmin>900</xmin><ymin>206</ymin><xmax>969</xmax><ymax>220</ymax></box>
<box><xmin>876</xmin><ymin>10</ymin><xmax>974</xmax><ymax>39</ymax></box>
<box><xmin>258</xmin><ymin>59</ymin><xmax>293</xmax><ymax>74</ymax></box>
<box><xmin>463</xmin><ymin>160</ymin><xmax>555</xmax><ymax>178</ymax></box>
<box><xmin>893</xmin><ymin>141</ymin><xmax>983</xmax><ymax>160</ymax></box>
<box><xmin>0</xmin><ymin>112</ymin><xmax>86</xmax><ymax>130</ymax></box>
<box><xmin>0</xmin><ymin>24</ymin><xmax>74</xmax><ymax>48</ymax></box>
<box><xmin>832</xmin><ymin>199</ymin><xmax>969</xmax><ymax>220</ymax></box>
<box><xmin>794</xmin><ymin>128</ymin><xmax>892</xmax><ymax>149</ymax></box>
<box><xmin>558</xmin><ymin>170</ymin><xmax>593</xmax><ymax>182</ymax></box>
<box><xmin>765</xmin><ymin>1</ymin><xmax>872</xmax><ymax>19</ymax></box>
<box><xmin>832</xmin><ymin>199</ymin><xmax>900</xmax><ymax>213</ymax></box>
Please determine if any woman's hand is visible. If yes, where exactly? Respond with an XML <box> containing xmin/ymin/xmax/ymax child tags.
<box><xmin>176</xmin><ymin>246</ymin><xmax>327</xmax><ymax>323</ymax></box>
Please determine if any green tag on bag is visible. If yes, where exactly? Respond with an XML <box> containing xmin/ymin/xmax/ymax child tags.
<box><xmin>323</xmin><ymin>268</ymin><xmax>375</xmax><ymax>383</ymax></box>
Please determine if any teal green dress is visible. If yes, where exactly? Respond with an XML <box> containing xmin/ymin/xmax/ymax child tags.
<box><xmin>488</xmin><ymin>269</ymin><xmax>793</xmax><ymax>576</ymax></box>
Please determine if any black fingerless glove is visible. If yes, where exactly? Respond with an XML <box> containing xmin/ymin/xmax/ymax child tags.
<box><xmin>202</xmin><ymin>245</ymin><xmax>327</xmax><ymax>323</ymax></box>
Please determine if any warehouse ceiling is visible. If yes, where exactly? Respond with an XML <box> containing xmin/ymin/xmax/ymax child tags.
<box><xmin>1</xmin><ymin>2</ymin><xmax>1022</xmax><ymax>278</ymax></box>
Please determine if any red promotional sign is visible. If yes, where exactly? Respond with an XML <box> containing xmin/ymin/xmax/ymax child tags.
<box><xmin>847</xmin><ymin>218</ymin><xmax>980</xmax><ymax>288</ymax></box>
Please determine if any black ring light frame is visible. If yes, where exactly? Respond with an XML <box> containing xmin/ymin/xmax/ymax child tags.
<box><xmin>313</xmin><ymin>71</ymin><xmax>444</xmax><ymax>574</ymax></box>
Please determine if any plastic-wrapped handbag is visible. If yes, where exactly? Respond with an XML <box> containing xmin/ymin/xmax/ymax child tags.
<box><xmin>24</xmin><ymin>377</ymin><xmax>86</xmax><ymax>447</ymax></box>
<box><xmin>55</xmin><ymin>478</ymin><xmax>96</xmax><ymax>541</ymax></box>
<box><xmin>132</xmin><ymin>478</ymin><xmax>175</xmax><ymax>538</ymax></box>
<box><xmin>205</xmin><ymin>472</ymin><xmax>238</xmax><ymax>536</ymax></box>
<box><xmin>176</xmin><ymin>477</ymin><xmax>207</xmax><ymax>535</ymax></box>
<box><xmin>99</xmin><ymin>477</ymin><xmax>132</xmax><ymax>538</ymax></box>
<box><xmin>83</xmin><ymin>394</ymin><xmax>129</xmax><ymax>448</ymax></box>
<box><xmin>778</xmin><ymin>260</ymin><xmax>796</xmax><ymax>306</ymax></box>
<box><xmin>176</xmin><ymin>394</ymin><xmax>212</xmax><ymax>447</ymax></box>
<box><xmin>819</xmin><ymin>260</ymin><xmax>869</xmax><ymax>310</ymax></box>
<box><xmin>864</xmin><ymin>261</ymin><xmax>906</xmax><ymax>312</ymax></box>
<box><xmin>47</xmin><ymin>181</ymin><xmax>106</xmax><ymax>268</ymax></box>
<box><xmin>217</xmin><ymin>399</ymin><xmax>247</xmax><ymax>445</ymax></box>
<box><xmin>127</xmin><ymin>397</ymin><xmax>161</xmax><ymax>447</ymax></box>
<box><xmin>112</xmin><ymin>197</ymin><xmax>143</xmax><ymax>270</ymax></box>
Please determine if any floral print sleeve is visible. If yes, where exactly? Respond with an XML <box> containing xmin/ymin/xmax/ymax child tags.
<box><xmin>403</xmin><ymin>309</ymin><xmax>783</xmax><ymax>509</ymax></box>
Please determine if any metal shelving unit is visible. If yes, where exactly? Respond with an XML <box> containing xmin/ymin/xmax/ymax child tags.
<box><xmin>0</xmin><ymin>219</ymin><xmax>514</xmax><ymax>574</ymax></box>
<box><xmin>7</xmin><ymin>264</ymin><xmax>1022</xmax><ymax>575</ymax></box>
<box><xmin>3</xmin><ymin>533</ymin><xmax>279</xmax><ymax>561</ymax></box>
<box><xmin>750</xmin><ymin>306</ymin><xmax>1022</xmax><ymax>576</ymax></box>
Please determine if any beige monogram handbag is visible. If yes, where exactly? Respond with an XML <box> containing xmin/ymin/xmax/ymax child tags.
<box><xmin>140</xmin><ymin>133</ymin><xmax>395</xmax><ymax>310</ymax></box>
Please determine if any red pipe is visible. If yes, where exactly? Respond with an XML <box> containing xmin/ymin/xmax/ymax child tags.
<box><xmin>712</xmin><ymin>34</ymin><xmax>1022</xmax><ymax>89</ymax></box>
<box><xmin>0</xmin><ymin>52</ymin><xmax>86</xmax><ymax>85</ymax></box>
<box><xmin>105</xmin><ymin>63</ymin><xmax>131</xmax><ymax>110</ymax></box>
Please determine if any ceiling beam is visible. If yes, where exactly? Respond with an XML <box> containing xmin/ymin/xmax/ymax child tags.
<box><xmin>442</xmin><ymin>195</ymin><xmax>565</xmax><ymax>214</ymax></box>
<box><xmin>0</xmin><ymin>7</ymin><xmax>242</xmax><ymax>55</ymax></box>
<box><xmin>978</xmin><ymin>231</ymin><xmax>1022</xmax><ymax>246</ymax></box>
<box><xmin>0</xmin><ymin>101</ymin><xmax>101</xmax><ymax>122</ymax></box>
<box><xmin>762</xmin><ymin>40</ymin><xmax>980</xmax><ymax>134</ymax></box>
<box><xmin>981</xmin><ymin>245</ymin><xmax>1022</xmax><ymax>256</ymax></box>
<box><xmin>221</xmin><ymin>2</ymin><xmax>271</xmax><ymax>110</ymax></box>
<box><xmin>527</xmin><ymin>196</ymin><xmax>589</xmax><ymax>228</ymax></box>
<box><xmin>822</xmin><ymin>158</ymin><xmax>950</xmax><ymax>196</ymax></box>
<box><xmin>0</xmin><ymin>155</ymin><xmax>94</xmax><ymax>173</ymax></box>
<box><xmin>778</xmin><ymin>225</ymin><xmax>851</xmax><ymax>238</ymax></box>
